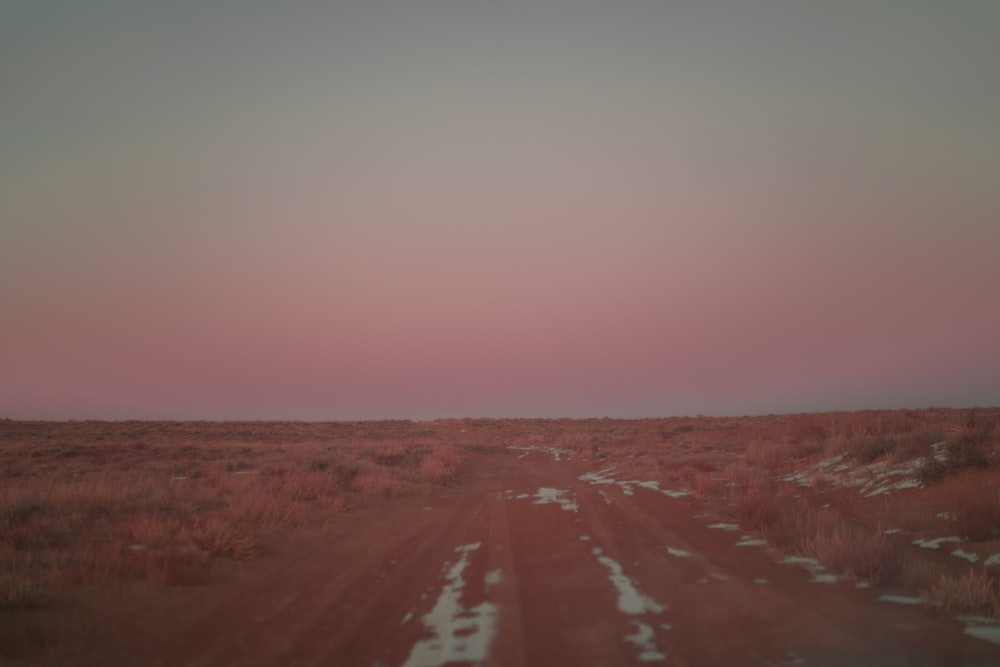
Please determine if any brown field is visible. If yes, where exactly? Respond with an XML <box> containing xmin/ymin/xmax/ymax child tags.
<box><xmin>2</xmin><ymin>409</ymin><xmax>999</xmax><ymax>665</ymax></box>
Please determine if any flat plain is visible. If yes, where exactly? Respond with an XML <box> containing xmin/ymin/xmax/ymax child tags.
<box><xmin>2</xmin><ymin>409</ymin><xmax>999</xmax><ymax>665</ymax></box>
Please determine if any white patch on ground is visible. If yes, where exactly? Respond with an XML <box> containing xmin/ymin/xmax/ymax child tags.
<box><xmin>883</xmin><ymin>528</ymin><xmax>900</xmax><ymax>535</ymax></box>
<box><xmin>590</xmin><ymin>550</ymin><xmax>668</xmax><ymax>662</ymax></box>
<box><xmin>625</xmin><ymin>621</ymin><xmax>667</xmax><ymax>662</ymax></box>
<box><xmin>710</xmin><ymin>572</ymin><xmax>728</xmax><ymax>582</ymax></box>
<box><xmin>707</xmin><ymin>523</ymin><xmax>739</xmax><ymax>531</ymax></box>
<box><xmin>594</xmin><ymin>554</ymin><xmax>666</xmax><ymax>615</ymax></box>
<box><xmin>598</xmin><ymin>490</ymin><xmax>613</xmax><ymax>505</ymax></box>
<box><xmin>660</xmin><ymin>623</ymin><xmax>672</xmax><ymax>631</ymax></box>
<box><xmin>403</xmin><ymin>543</ymin><xmax>497</xmax><ymax>667</ymax></box>
<box><xmin>753</xmin><ymin>578</ymin><xmax>770</xmax><ymax>585</ymax></box>
<box><xmin>985</xmin><ymin>553</ymin><xmax>1000</xmax><ymax>567</ymax></box>
<box><xmin>878</xmin><ymin>594</ymin><xmax>923</xmax><ymax>606</ymax></box>
<box><xmin>663</xmin><ymin>546</ymin><xmax>691</xmax><ymax>558</ymax></box>
<box><xmin>951</xmin><ymin>549</ymin><xmax>979</xmax><ymax>563</ymax></box>
<box><xmin>507</xmin><ymin>445</ymin><xmax>572</xmax><ymax>461</ymax></box>
<box><xmin>780</xmin><ymin>556</ymin><xmax>838</xmax><ymax>583</ymax></box>
<box><xmin>401</xmin><ymin>611</ymin><xmax>414</xmax><ymax>625</ymax></box>
<box><xmin>484</xmin><ymin>569</ymin><xmax>502</xmax><ymax>592</ymax></box>
<box><xmin>936</xmin><ymin>511</ymin><xmax>955</xmax><ymax>521</ymax></box>
<box><xmin>531</xmin><ymin>487</ymin><xmax>578</xmax><ymax>512</ymax></box>
<box><xmin>855</xmin><ymin>582</ymin><xmax>871</xmax><ymax>589</ymax></box>
<box><xmin>579</xmin><ymin>535</ymin><xmax>591</xmax><ymax>541</ymax></box>
<box><xmin>964</xmin><ymin>624</ymin><xmax>1000</xmax><ymax>646</ymax></box>
<box><xmin>778</xmin><ymin>451</ymin><xmax>926</xmax><ymax>498</ymax></box>
<box><xmin>912</xmin><ymin>536</ymin><xmax>962</xmax><ymax>549</ymax></box>
<box><xmin>579</xmin><ymin>469</ymin><xmax>686</xmax><ymax>499</ymax></box>
<box><xmin>736</xmin><ymin>535</ymin><xmax>767</xmax><ymax>547</ymax></box>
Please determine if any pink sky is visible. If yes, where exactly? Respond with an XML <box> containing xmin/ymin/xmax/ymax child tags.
<box><xmin>2</xmin><ymin>3</ymin><xmax>999</xmax><ymax>419</ymax></box>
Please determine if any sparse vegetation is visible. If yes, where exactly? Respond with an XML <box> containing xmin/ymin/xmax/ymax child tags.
<box><xmin>923</xmin><ymin>567</ymin><xmax>1000</xmax><ymax>618</ymax></box>
<box><xmin>0</xmin><ymin>420</ymin><xmax>479</xmax><ymax>608</ymax></box>
<box><xmin>3</xmin><ymin>409</ymin><xmax>999</xmax><ymax>661</ymax></box>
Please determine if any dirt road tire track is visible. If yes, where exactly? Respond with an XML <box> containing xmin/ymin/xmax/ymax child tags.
<box><xmin>24</xmin><ymin>450</ymin><xmax>1000</xmax><ymax>667</ymax></box>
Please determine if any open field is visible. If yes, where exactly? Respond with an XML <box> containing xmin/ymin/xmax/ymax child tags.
<box><xmin>2</xmin><ymin>409</ymin><xmax>1000</xmax><ymax>665</ymax></box>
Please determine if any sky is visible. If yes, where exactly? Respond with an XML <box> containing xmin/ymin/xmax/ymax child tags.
<box><xmin>2</xmin><ymin>1</ymin><xmax>999</xmax><ymax>421</ymax></box>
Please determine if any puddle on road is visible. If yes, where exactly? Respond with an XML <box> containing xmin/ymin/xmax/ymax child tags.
<box><xmin>403</xmin><ymin>542</ymin><xmax>498</xmax><ymax>667</ymax></box>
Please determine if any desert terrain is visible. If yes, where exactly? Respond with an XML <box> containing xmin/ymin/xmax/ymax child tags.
<box><xmin>2</xmin><ymin>409</ymin><xmax>1000</xmax><ymax>666</ymax></box>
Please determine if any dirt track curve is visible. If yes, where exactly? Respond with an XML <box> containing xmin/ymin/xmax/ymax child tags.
<box><xmin>31</xmin><ymin>448</ymin><xmax>1000</xmax><ymax>667</ymax></box>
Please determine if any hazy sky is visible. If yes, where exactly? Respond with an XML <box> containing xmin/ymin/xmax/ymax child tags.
<box><xmin>3</xmin><ymin>2</ymin><xmax>999</xmax><ymax>420</ymax></box>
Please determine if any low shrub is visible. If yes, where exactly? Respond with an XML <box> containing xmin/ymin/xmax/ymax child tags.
<box><xmin>803</xmin><ymin>522</ymin><xmax>903</xmax><ymax>585</ymax></box>
<box><xmin>923</xmin><ymin>567</ymin><xmax>1000</xmax><ymax>618</ymax></box>
<box><xmin>0</xmin><ymin>573</ymin><xmax>42</xmax><ymax>609</ymax></box>
<box><xmin>736</xmin><ymin>489</ymin><xmax>783</xmax><ymax>534</ymax></box>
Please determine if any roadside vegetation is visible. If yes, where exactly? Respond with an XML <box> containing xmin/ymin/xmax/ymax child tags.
<box><xmin>2</xmin><ymin>409</ymin><xmax>998</xmax><ymax>659</ymax></box>
<box><xmin>0</xmin><ymin>420</ymin><xmax>489</xmax><ymax>619</ymax></box>
<box><xmin>591</xmin><ymin>408</ymin><xmax>1000</xmax><ymax>619</ymax></box>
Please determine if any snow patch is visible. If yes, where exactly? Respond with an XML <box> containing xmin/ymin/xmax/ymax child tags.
<box><xmin>532</xmin><ymin>487</ymin><xmax>578</xmax><ymax>512</ymax></box>
<box><xmin>594</xmin><ymin>555</ymin><xmax>665</xmax><ymax>615</ymax></box>
<box><xmin>625</xmin><ymin>621</ymin><xmax>667</xmax><ymax>662</ymax></box>
<box><xmin>707</xmin><ymin>522</ymin><xmax>739</xmax><ymax>531</ymax></box>
<box><xmin>579</xmin><ymin>469</ymin><xmax>686</xmax><ymax>499</ymax></box>
<box><xmin>878</xmin><ymin>594</ymin><xmax>923</xmax><ymax>606</ymax></box>
<box><xmin>507</xmin><ymin>445</ymin><xmax>572</xmax><ymax>461</ymax></box>
<box><xmin>590</xmin><ymin>550</ymin><xmax>669</xmax><ymax>663</ymax></box>
<box><xmin>964</xmin><ymin>623</ymin><xmax>1000</xmax><ymax>646</ymax></box>
<box><xmin>912</xmin><ymin>536</ymin><xmax>962</xmax><ymax>550</ymax></box>
<box><xmin>778</xmin><ymin>451</ymin><xmax>924</xmax><ymax>498</ymax></box>
<box><xmin>403</xmin><ymin>543</ymin><xmax>497</xmax><ymax>667</ymax></box>
<box><xmin>780</xmin><ymin>556</ymin><xmax>837</xmax><ymax>584</ymax></box>
<box><xmin>951</xmin><ymin>549</ymin><xmax>979</xmax><ymax>564</ymax></box>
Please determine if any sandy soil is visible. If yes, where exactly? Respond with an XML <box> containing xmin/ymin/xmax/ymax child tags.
<box><xmin>14</xmin><ymin>446</ymin><xmax>1000</xmax><ymax>667</ymax></box>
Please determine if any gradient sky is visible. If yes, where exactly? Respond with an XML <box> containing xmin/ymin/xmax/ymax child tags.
<box><xmin>3</xmin><ymin>2</ymin><xmax>999</xmax><ymax>420</ymax></box>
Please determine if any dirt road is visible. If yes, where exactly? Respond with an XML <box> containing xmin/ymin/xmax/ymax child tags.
<box><xmin>30</xmin><ymin>447</ymin><xmax>1000</xmax><ymax>666</ymax></box>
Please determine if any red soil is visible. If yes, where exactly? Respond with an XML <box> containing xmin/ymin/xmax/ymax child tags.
<box><xmin>12</xmin><ymin>447</ymin><xmax>999</xmax><ymax>667</ymax></box>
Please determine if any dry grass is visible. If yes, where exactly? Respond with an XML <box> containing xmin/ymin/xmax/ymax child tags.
<box><xmin>803</xmin><ymin>522</ymin><xmax>903</xmax><ymax>585</ymax></box>
<box><xmin>0</xmin><ymin>572</ymin><xmax>42</xmax><ymax>609</ymax></box>
<box><xmin>923</xmin><ymin>567</ymin><xmax>1000</xmax><ymax>618</ymax></box>
<box><xmin>0</xmin><ymin>420</ymin><xmax>491</xmax><ymax>601</ymax></box>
